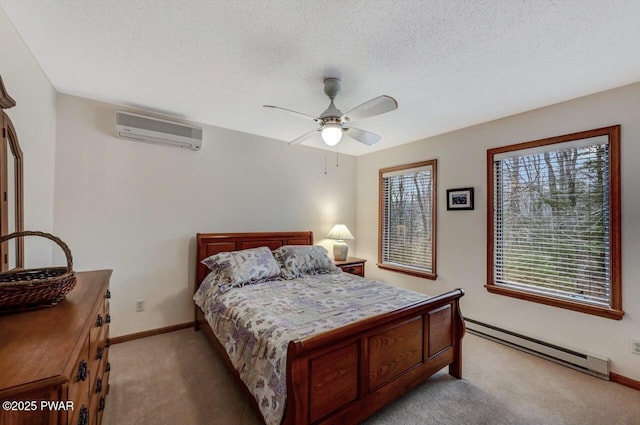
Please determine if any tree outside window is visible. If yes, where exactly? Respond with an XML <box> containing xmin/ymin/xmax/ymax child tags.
<box><xmin>487</xmin><ymin>126</ymin><xmax>622</xmax><ymax>319</ymax></box>
<box><xmin>379</xmin><ymin>160</ymin><xmax>437</xmax><ymax>280</ymax></box>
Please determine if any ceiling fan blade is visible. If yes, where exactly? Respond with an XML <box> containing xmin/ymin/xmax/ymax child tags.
<box><xmin>289</xmin><ymin>128</ymin><xmax>320</xmax><ymax>145</ymax></box>
<box><xmin>342</xmin><ymin>126</ymin><xmax>381</xmax><ymax>145</ymax></box>
<box><xmin>343</xmin><ymin>95</ymin><xmax>398</xmax><ymax>122</ymax></box>
<box><xmin>263</xmin><ymin>105</ymin><xmax>321</xmax><ymax>122</ymax></box>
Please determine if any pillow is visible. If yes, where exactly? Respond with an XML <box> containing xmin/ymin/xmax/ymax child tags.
<box><xmin>193</xmin><ymin>270</ymin><xmax>222</xmax><ymax>307</ymax></box>
<box><xmin>200</xmin><ymin>246</ymin><xmax>281</xmax><ymax>291</ymax></box>
<box><xmin>273</xmin><ymin>245</ymin><xmax>341</xmax><ymax>279</ymax></box>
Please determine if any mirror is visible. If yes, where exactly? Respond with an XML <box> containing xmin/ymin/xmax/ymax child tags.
<box><xmin>5</xmin><ymin>128</ymin><xmax>23</xmax><ymax>270</ymax></box>
<box><xmin>6</xmin><ymin>140</ymin><xmax>16</xmax><ymax>269</ymax></box>
<box><xmin>0</xmin><ymin>75</ymin><xmax>23</xmax><ymax>271</ymax></box>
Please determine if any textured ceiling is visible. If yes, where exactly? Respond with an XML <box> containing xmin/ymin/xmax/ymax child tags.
<box><xmin>2</xmin><ymin>0</ymin><xmax>640</xmax><ymax>156</ymax></box>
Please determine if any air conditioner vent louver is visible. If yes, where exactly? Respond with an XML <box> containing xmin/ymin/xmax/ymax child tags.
<box><xmin>115</xmin><ymin>111</ymin><xmax>202</xmax><ymax>150</ymax></box>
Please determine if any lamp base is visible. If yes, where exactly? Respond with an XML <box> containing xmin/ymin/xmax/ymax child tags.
<box><xmin>333</xmin><ymin>241</ymin><xmax>349</xmax><ymax>261</ymax></box>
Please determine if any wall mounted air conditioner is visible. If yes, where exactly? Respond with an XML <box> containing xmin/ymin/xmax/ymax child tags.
<box><xmin>115</xmin><ymin>111</ymin><xmax>202</xmax><ymax>150</ymax></box>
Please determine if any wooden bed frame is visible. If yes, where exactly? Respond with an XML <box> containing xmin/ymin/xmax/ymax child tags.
<box><xmin>194</xmin><ymin>231</ymin><xmax>465</xmax><ymax>425</ymax></box>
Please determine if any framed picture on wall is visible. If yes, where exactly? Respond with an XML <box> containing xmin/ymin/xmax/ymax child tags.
<box><xmin>447</xmin><ymin>187</ymin><xmax>474</xmax><ymax>210</ymax></box>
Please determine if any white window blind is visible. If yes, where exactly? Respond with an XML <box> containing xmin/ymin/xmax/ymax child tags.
<box><xmin>380</xmin><ymin>162</ymin><xmax>434</xmax><ymax>275</ymax></box>
<box><xmin>493</xmin><ymin>141</ymin><xmax>611</xmax><ymax>306</ymax></box>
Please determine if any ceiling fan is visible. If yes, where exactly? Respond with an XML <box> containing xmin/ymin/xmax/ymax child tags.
<box><xmin>264</xmin><ymin>78</ymin><xmax>398</xmax><ymax>147</ymax></box>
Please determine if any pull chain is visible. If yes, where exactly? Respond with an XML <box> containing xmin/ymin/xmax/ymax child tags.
<box><xmin>324</xmin><ymin>146</ymin><xmax>340</xmax><ymax>174</ymax></box>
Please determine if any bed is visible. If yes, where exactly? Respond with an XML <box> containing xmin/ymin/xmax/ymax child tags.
<box><xmin>194</xmin><ymin>231</ymin><xmax>465</xmax><ymax>425</ymax></box>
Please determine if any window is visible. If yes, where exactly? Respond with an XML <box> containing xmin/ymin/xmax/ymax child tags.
<box><xmin>487</xmin><ymin>126</ymin><xmax>622</xmax><ymax>319</ymax></box>
<box><xmin>379</xmin><ymin>160</ymin><xmax>437</xmax><ymax>279</ymax></box>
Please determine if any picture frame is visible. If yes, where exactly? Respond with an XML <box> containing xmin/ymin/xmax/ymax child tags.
<box><xmin>447</xmin><ymin>187</ymin><xmax>474</xmax><ymax>210</ymax></box>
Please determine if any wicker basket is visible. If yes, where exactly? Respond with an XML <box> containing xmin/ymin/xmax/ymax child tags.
<box><xmin>0</xmin><ymin>231</ymin><xmax>76</xmax><ymax>313</ymax></box>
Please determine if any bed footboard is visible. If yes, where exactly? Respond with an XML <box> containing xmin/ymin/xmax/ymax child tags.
<box><xmin>283</xmin><ymin>288</ymin><xmax>465</xmax><ymax>425</ymax></box>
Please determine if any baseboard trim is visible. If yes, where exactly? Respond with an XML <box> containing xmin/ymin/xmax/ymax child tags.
<box><xmin>610</xmin><ymin>372</ymin><xmax>640</xmax><ymax>391</ymax></box>
<box><xmin>110</xmin><ymin>322</ymin><xmax>194</xmax><ymax>344</ymax></box>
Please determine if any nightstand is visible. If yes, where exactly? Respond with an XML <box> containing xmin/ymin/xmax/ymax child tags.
<box><xmin>334</xmin><ymin>257</ymin><xmax>367</xmax><ymax>277</ymax></box>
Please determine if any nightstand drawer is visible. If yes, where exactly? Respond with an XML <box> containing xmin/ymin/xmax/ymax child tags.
<box><xmin>340</xmin><ymin>264</ymin><xmax>364</xmax><ymax>276</ymax></box>
<box><xmin>334</xmin><ymin>257</ymin><xmax>367</xmax><ymax>277</ymax></box>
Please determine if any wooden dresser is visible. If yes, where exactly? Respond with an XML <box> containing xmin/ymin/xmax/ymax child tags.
<box><xmin>0</xmin><ymin>270</ymin><xmax>112</xmax><ymax>425</ymax></box>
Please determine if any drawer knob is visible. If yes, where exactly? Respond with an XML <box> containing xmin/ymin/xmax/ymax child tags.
<box><xmin>99</xmin><ymin>397</ymin><xmax>106</xmax><ymax>411</ymax></box>
<box><xmin>96</xmin><ymin>346</ymin><xmax>104</xmax><ymax>360</ymax></box>
<box><xmin>105</xmin><ymin>289</ymin><xmax>111</xmax><ymax>299</ymax></box>
<box><xmin>106</xmin><ymin>361</ymin><xmax>111</xmax><ymax>372</ymax></box>
<box><xmin>347</xmin><ymin>267</ymin><xmax>355</xmax><ymax>272</ymax></box>
<box><xmin>106</xmin><ymin>314</ymin><xmax>111</xmax><ymax>324</ymax></box>
<box><xmin>78</xmin><ymin>405</ymin><xmax>88</xmax><ymax>425</ymax></box>
<box><xmin>106</xmin><ymin>338</ymin><xmax>111</xmax><ymax>348</ymax></box>
<box><xmin>77</xmin><ymin>360</ymin><xmax>88</xmax><ymax>382</ymax></box>
<box><xmin>96</xmin><ymin>314</ymin><xmax>103</xmax><ymax>327</ymax></box>
<box><xmin>96</xmin><ymin>378</ymin><xmax>103</xmax><ymax>394</ymax></box>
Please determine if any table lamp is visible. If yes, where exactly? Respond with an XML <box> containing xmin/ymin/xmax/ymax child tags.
<box><xmin>327</xmin><ymin>224</ymin><xmax>354</xmax><ymax>261</ymax></box>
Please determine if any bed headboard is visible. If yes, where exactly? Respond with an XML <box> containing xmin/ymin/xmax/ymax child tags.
<box><xmin>195</xmin><ymin>231</ymin><xmax>314</xmax><ymax>292</ymax></box>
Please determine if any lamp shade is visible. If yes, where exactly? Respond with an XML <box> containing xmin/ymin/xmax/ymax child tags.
<box><xmin>327</xmin><ymin>224</ymin><xmax>354</xmax><ymax>241</ymax></box>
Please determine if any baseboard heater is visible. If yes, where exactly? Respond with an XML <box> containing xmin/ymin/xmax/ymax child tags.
<box><xmin>465</xmin><ymin>318</ymin><xmax>609</xmax><ymax>380</ymax></box>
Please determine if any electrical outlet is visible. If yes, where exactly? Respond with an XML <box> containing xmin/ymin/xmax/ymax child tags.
<box><xmin>135</xmin><ymin>299</ymin><xmax>145</xmax><ymax>312</ymax></box>
<box><xmin>632</xmin><ymin>338</ymin><xmax>640</xmax><ymax>355</ymax></box>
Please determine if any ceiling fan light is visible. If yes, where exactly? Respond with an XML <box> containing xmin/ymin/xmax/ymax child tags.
<box><xmin>321</xmin><ymin>124</ymin><xmax>342</xmax><ymax>146</ymax></box>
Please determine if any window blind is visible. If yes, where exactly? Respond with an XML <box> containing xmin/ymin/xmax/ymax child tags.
<box><xmin>381</xmin><ymin>164</ymin><xmax>434</xmax><ymax>273</ymax></box>
<box><xmin>493</xmin><ymin>141</ymin><xmax>611</xmax><ymax>306</ymax></box>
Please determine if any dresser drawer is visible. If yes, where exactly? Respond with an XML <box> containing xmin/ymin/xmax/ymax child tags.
<box><xmin>96</xmin><ymin>360</ymin><xmax>110</xmax><ymax>424</ymax></box>
<box><xmin>90</xmin><ymin>321</ymin><xmax>108</xmax><ymax>397</ymax></box>
<box><xmin>104</xmin><ymin>289</ymin><xmax>111</xmax><ymax>313</ymax></box>
<box><xmin>67</xmin><ymin>335</ymin><xmax>91</xmax><ymax>409</ymax></box>
<box><xmin>69</xmin><ymin>402</ymin><xmax>90</xmax><ymax>425</ymax></box>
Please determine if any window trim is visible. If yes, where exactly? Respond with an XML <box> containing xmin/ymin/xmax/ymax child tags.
<box><xmin>378</xmin><ymin>159</ymin><xmax>437</xmax><ymax>280</ymax></box>
<box><xmin>486</xmin><ymin>125</ymin><xmax>622</xmax><ymax>320</ymax></box>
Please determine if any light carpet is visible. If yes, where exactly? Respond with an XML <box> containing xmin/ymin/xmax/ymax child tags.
<box><xmin>102</xmin><ymin>329</ymin><xmax>639</xmax><ymax>425</ymax></box>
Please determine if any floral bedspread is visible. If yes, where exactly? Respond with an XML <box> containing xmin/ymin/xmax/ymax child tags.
<box><xmin>194</xmin><ymin>272</ymin><xmax>430</xmax><ymax>425</ymax></box>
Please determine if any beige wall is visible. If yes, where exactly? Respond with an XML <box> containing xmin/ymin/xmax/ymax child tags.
<box><xmin>0</xmin><ymin>7</ymin><xmax>57</xmax><ymax>266</ymax></box>
<box><xmin>4</xmin><ymin>1</ymin><xmax>638</xmax><ymax>382</ymax></box>
<box><xmin>53</xmin><ymin>94</ymin><xmax>357</xmax><ymax>337</ymax></box>
<box><xmin>356</xmin><ymin>82</ymin><xmax>640</xmax><ymax>380</ymax></box>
